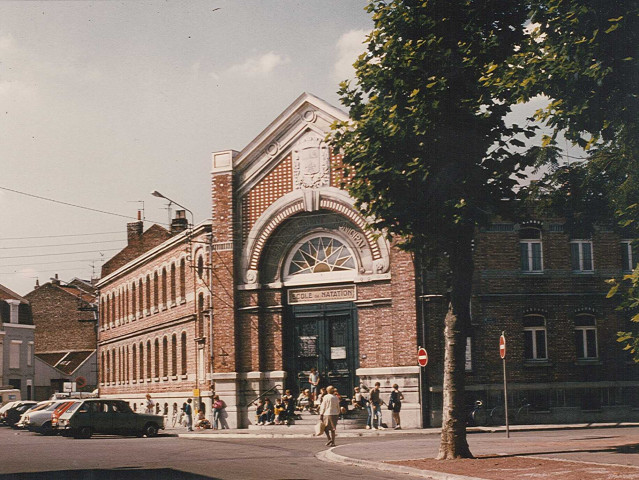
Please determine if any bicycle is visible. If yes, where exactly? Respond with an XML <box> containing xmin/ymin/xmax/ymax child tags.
<box><xmin>468</xmin><ymin>400</ymin><xmax>487</xmax><ymax>426</ymax></box>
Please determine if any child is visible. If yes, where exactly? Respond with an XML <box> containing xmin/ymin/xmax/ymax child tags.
<box><xmin>352</xmin><ymin>386</ymin><xmax>366</xmax><ymax>409</ymax></box>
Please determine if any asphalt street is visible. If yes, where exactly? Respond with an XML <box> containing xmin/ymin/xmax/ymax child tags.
<box><xmin>0</xmin><ymin>425</ymin><xmax>401</xmax><ymax>480</ymax></box>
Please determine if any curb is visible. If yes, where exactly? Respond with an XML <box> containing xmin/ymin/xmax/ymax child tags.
<box><xmin>318</xmin><ymin>447</ymin><xmax>483</xmax><ymax>480</ymax></box>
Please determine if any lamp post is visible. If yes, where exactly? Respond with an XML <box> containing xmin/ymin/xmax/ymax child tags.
<box><xmin>150</xmin><ymin>190</ymin><xmax>194</xmax><ymax>228</ymax></box>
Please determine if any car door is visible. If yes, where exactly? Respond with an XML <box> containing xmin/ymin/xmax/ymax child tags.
<box><xmin>91</xmin><ymin>401</ymin><xmax>114</xmax><ymax>434</ymax></box>
<box><xmin>111</xmin><ymin>401</ymin><xmax>136</xmax><ymax>435</ymax></box>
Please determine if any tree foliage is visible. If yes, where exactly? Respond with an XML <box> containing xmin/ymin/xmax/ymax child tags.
<box><xmin>330</xmin><ymin>0</ymin><xmax>532</xmax><ymax>459</ymax></box>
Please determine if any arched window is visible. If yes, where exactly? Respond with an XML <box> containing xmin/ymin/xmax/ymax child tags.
<box><xmin>131</xmin><ymin>283</ymin><xmax>137</xmax><ymax>319</ymax></box>
<box><xmin>105</xmin><ymin>296</ymin><xmax>110</xmax><ymax>326</ymax></box>
<box><xmin>170</xmin><ymin>263</ymin><xmax>176</xmax><ymax>305</ymax></box>
<box><xmin>154</xmin><ymin>338</ymin><xmax>160</xmax><ymax>378</ymax></box>
<box><xmin>125</xmin><ymin>345</ymin><xmax>130</xmax><ymax>383</ymax></box>
<box><xmin>132</xmin><ymin>344</ymin><xmax>137</xmax><ymax>380</ymax></box>
<box><xmin>118</xmin><ymin>347</ymin><xmax>122</xmax><ymax>383</ymax></box>
<box><xmin>146</xmin><ymin>340</ymin><xmax>152</xmax><ymax>379</ymax></box>
<box><xmin>181</xmin><ymin>332</ymin><xmax>187</xmax><ymax>375</ymax></box>
<box><xmin>153</xmin><ymin>272</ymin><xmax>159</xmax><ymax>310</ymax></box>
<box><xmin>146</xmin><ymin>275</ymin><xmax>151</xmax><ymax>312</ymax></box>
<box><xmin>162</xmin><ymin>267</ymin><xmax>168</xmax><ymax>307</ymax></box>
<box><xmin>197</xmin><ymin>255</ymin><xmax>204</xmax><ymax>279</ymax></box>
<box><xmin>105</xmin><ymin>350</ymin><xmax>110</xmax><ymax>384</ymax></box>
<box><xmin>575</xmin><ymin>314</ymin><xmax>598</xmax><ymax>359</ymax></box>
<box><xmin>179</xmin><ymin>259</ymin><xmax>186</xmax><ymax>299</ymax></box>
<box><xmin>520</xmin><ymin>227</ymin><xmax>543</xmax><ymax>272</ymax></box>
<box><xmin>101</xmin><ymin>351</ymin><xmax>105</xmax><ymax>384</ymax></box>
<box><xmin>162</xmin><ymin>336</ymin><xmax>168</xmax><ymax>377</ymax></box>
<box><xmin>111</xmin><ymin>293</ymin><xmax>116</xmax><ymax>324</ymax></box>
<box><xmin>523</xmin><ymin>314</ymin><xmax>547</xmax><ymax>360</ymax></box>
<box><xmin>111</xmin><ymin>349</ymin><xmax>116</xmax><ymax>383</ymax></box>
<box><xmin>100</xmin><ymin>298</ymin><xmax>105</xmax><ymax>329</ymax></box>
<box><xmin>197</xmin><ymin>293</ymin><xmax>205</xmax><ymax>338</ymax></box>
<box><xmin>171</xmin><ymin>334</ymin><xmax>177</xmax><ymax>376</ymax></box>
<box><xmin>139</xmin><ymin>341</ymin><xmax>144</xmax><ymax>381</ymax></box>
<box><xmin>285</xmin><ymin>235</ymin><xmax>356</xmax><ymax>280</ymax></box>
<box><xmin>138</xmin><ymin>279</ymin><xmax>144</xmax><ymax>313</ymax></box>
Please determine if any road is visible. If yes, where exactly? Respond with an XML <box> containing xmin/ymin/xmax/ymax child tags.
<box><xmin>0</xmin><ymin>425</ymin><xmax>401</xmax><ymax>480</ymax></box>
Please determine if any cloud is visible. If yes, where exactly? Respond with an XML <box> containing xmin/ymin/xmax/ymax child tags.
<box><xmin>333</xmin><ymin>29</ymin><xmax>367</xmax><ymax>82</ymax></box>
<box><xmin>226</xmin><ymin>51</ymin><xmax>290</xmax><ymax>77</ymax></box>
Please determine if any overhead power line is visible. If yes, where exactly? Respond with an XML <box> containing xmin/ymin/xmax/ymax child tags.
<box><xmin>0</xmin><ymin>239</ymin><xmax>125</xmax><ymax>250</ymax></box>
<box><xmin>0</xmin><ymin>186</ymin><xmax>169</xmax><ymax>225</ymax></box>
<box><xmin>0</xmin><ymin>231</ymin><xmax>124</xmax><ymax>241</ymax></box>
<box><xmin>0</xmin><ymin>248</ymin><xmax>122</xmax><ymax>260</ymax></box>
<box><xmin>0</xmin><ymin>258</ymin><xmax>106</xmax><ymax>268</ymax></box>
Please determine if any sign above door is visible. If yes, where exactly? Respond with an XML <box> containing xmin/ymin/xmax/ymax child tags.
<box><xmin>288</xmin><ymin>285</ymin><xmax>356</xmax><ymax>305</ymax></box>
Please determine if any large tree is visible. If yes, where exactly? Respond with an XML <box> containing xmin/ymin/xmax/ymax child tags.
<box><xmin>329</xmin><ymin>0</ymin><xmax>532</xmax><ymax>459</ymax></box>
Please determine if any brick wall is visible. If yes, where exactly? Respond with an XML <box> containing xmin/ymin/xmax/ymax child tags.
<box><xmin>25</xmin><ymin>284</ymin><xmax>96</xmax><ymax>352</ymax></box>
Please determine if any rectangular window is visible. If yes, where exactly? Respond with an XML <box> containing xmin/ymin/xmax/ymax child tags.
<box><xmin>524</xmin><ymin>315</ymin><xmax>547</xmax><ymax>360</ymax></box>
<box><xmin>9</xmin><ymin>341</ymin><xmax>22</xmax><ymax>369</ymax></box>
<box><xmin>575</xmin><ymin>315</ymin><xmax>598</xmax><ymax>359</ymax></box>
<box><xmin>570</xmin><ymin>240</ymin><xmax>593</xmax><ymax>272</ymax></box>
<box><xmin>621</xmin><ymin>240</ymin><xmax>635</xmax><ymax>272</ymax></box>
<box><xmin>521</xmin><ymin>241</ymin><xmax>543</xmax><ymax>272</ymax></box>
<box><xmin>27</xmin><ymin>342</ymin><xmax>34</xmax><ymax>367</ymax></box>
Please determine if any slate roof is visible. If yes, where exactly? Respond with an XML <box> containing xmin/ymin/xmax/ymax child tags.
<box><xmin>36</xmin><ymin>350</ymin><xmax>95</xmax><ymax>375</ymax></box>
<box><xmin>0</xmin><ymin>284</ymin><xmax>29</xmax><ymax>304</ymax></box>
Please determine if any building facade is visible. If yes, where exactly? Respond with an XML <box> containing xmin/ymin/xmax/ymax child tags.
<box><xmin>0</xmin><ymin>284</ymin><xmax>35</xmax><ymax>399</ymax></box>
<box><xmin>97</xmin><ymin>93</ymin><xmax>637</xmax><ymax>429</ymax></box>
<box><xmin>96</xmin><ymin>215</ymin><xmax>213</xmax><ymax>418</ymax></box>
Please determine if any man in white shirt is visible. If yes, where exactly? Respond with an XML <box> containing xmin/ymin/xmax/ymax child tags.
<box><xmin>319</xmin><ymin>385</ymin><xmax>340</xmax><ymax>447</ymax></box>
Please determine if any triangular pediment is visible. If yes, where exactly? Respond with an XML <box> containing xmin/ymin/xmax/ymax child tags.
<box><xmin>234</xmin><ymin>93</ymin><xmax>348</xmax><ymax>196</ymax></box>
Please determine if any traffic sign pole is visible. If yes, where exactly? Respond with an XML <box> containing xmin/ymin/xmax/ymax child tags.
<box><xmin>417</xmin><ymin>346</ymin><xmax>428</xmax><ymax>425</ymax></box>
<box><xmin>500</xmin><ymin>332</ymin><xmax>510</xmax><ymax>438</ymax></box>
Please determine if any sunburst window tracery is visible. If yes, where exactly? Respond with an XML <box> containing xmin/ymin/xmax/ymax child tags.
<box><xmin>287</xmin><ymin>236</ymin><xmax>356</xmax><ymax>276</ymax></box>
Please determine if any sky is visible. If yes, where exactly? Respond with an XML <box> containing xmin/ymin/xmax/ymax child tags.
<box><xmin>0</xmin><ymin>1</ymin><xmax>374</xmax><ymax>295</ymax></box>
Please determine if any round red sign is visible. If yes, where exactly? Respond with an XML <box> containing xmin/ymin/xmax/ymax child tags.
<box><xmin>499</xmin><ymin>335</ymin><xmax>506</xmax><ymax>359</ymax></box>
<box><xmin>418</xmin><ymin>347</ymin><xmax>428</xmax><ymax>367</ymax></box>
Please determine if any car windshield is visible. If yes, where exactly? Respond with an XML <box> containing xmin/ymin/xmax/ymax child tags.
<box><xmin>0</xmin><ymin>402</ymin><xmax>18</xmax><ymax>414</ymax></box>
<box><xmin>64</xmin><ymin>402</ymin><xmax>82</xmax><ymax>414</ymax></box>
<box><xmin>28</xmin><ymin>403</ymin><xmax>51</xmax><ymax>413</ymax></box>
<box><xmin>112</xmin><ymin>401</ymin><xmax>133</xmax><ymax>414</ymax></box>
<box><xmin>45</xmin><ymin>402</ymin><xmax>62</xmax><ymax>411</ymax></box>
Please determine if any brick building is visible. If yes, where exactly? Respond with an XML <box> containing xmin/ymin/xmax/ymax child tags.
<box><xmin>25</xmin><ymin>276</ymin><xmax>98</xmax><ymax>399</ymax></box>
<box><xmin>97</xmin><ymin>93</ymin><xmax>637</xmax><ymax>428</ymax></box>
<box><xmin>96</xmin><ymin>213</ymin><xmax>213</xmax><ymax>417</ymax></box>
<box><xmin>423</xmin><ymin>221</ymin><xmax>639</xmax><ymax>426</ymax></box>
<box><xmin>0</xmin><ymin>284</ymin><xmax>35</xmax><ymax>399</ymax></box>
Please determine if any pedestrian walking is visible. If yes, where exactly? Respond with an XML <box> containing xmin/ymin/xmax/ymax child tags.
<box><xmin>145</xmin><ymin>393</ymin><xmax>155</xmax><ymax>414</ymax></box>
<box><xmin>184</xmin><ymin>398</ymin><xmax>193</xmax><ymax>431</ymax></box>
<box><xmin>389</xmin><ymin>383</ymin><xmax>404</xmax><ymax>429</ymax></box>
<box><xmin>319</xmin><ymin>385</ymin><xmax>340</xmax><ymax>447</ymax></box>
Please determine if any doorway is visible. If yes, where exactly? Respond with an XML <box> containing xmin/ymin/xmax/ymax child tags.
<box><xmin>286</xmin><ymin>302</ymin><xmax>358</xmax><ymax>399</ymax></box>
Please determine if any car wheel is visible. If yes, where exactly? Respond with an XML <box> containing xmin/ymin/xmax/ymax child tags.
<box><xmin>75</xmin><ymin>426</ymin><xmax>92</xmax><ymax>439</ymax></box>
<box><xmin>39</xmin><ymin>422</ymin><xmax>53</xmax><ymax>435</ymax></box>
<box><xmin>143</xmin><ymin>423</ymin><xmax>159</xmax><ymax>438</ymax></box>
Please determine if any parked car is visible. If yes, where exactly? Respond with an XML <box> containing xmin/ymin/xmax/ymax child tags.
<box><xmin>50</xmin><ymin>401</ymin><xmax>78</xmax><ymax>432</ymax></box>
<box><xmin>0</xmin><ymin>401</ymin><xmax>21</xmax><ymax>421</ymax></box>
<box><xmin>57</xmin><ymin>399</ymin><xmax>164</xmax><ymax>439</ymax></box>
<box><xmin>1</xmin><ymin>401</ymin><xmax>37</xmax><ymax>427</ymax></box>
<box><xmin>22</xmin><ymin>401</ymin><xmax>64</xmax><ymax>434</ymax></box>
<box><xmin>14</xmin><ymin>401</ymin><xmax>54</xmax><ymax>429</ymax></box>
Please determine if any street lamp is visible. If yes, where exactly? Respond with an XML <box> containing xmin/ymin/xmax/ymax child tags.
<box><xmin>150</xmin><ymin>190</ymin><xmax>194</xmax><ymax>228</ymax></box>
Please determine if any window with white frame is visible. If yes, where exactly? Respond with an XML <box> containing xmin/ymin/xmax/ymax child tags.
<box><xmin>520</xmin><ymin>227</ymin><xmax>543</xmax><ymax>272</ymax></box>
<box><xmin>574</xmin><ymin>314</ymin><xmax>598</xmax><ymax>359</ymax></box>
<box><xmin>621</xmin><ymin>240</ymin><xmax>636</xmax><ymax>272</ymax></box>
<box><xmin>9</xmin><ymin>340</ymin><xmax>22</xmax><ymax>369</ymax></box>
<box><xmin>570</xmin><ymin>240</ymin><xmax>594</xmax><ymax>272</ymax></box>
<box><xmin>523</xmin><ymin>314</ymin><xmax>547</xmax><ymax>360</ymax></box>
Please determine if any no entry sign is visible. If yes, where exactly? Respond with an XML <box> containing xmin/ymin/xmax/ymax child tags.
<box><xmin>418</xmin><ymin>347</ymin><xmax>428</xmax><ymax>367</ymax></box>
<box><xmin>499</xmin><ymin>334</ymin><xmax>506</xmax><ymax>359</ymax></box>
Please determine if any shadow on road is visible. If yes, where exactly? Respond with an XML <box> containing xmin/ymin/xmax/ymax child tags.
<box><xmin>476</xmin><ymin>442</ymin><xmax>639</xmax><ymax>459</ymax></box>
<box><xmin>0</xmin><ymin>468</ymin><xmax>221</xmax><ymax>480</ymax></box>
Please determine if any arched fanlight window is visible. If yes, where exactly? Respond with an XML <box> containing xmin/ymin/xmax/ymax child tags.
<box><xmin>287</xmin><ymin>236</ymin><xmax>356</xmax><ymax>277</ymax></box>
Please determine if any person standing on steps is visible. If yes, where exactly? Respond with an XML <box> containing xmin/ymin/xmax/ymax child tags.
<box><xmin>319</xmin><ymin>385</ymin><xmax>340</xmax><ymax>447</ymax></box>
<box><xmin>308</xmin><ymin>367</ymin><xmax>320</xmax><ymax>403</ymax></box>
<box><xmin>389</xmin><ymin>383</ymin><xmax>404</xmax><ymax>429</ymax></box>
<box><xmin>184</xmin><ymin>398</ymin><xmax>193</xmax><ymax>431</ymax></box>
<box><xmin>366</xmin><ymin>382</ymin><xmax>385</xmax><ymax>429</ymax></box>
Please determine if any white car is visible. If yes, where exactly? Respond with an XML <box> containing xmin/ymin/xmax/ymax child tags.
<box><xmin>22</xmin><ymin>401</ymin><xmax>64</xmax><ymax>434</ymax></box>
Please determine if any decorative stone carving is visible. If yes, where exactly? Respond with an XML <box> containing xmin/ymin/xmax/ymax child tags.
<box><xmin>246</xmin><ymin>269</ymin><xmax>258</xmax><ymax>284</ymax></box>
<box><xmin>266</xmin><ymin>142</ymin><xmax>279</xmax><ymax>157</ymax></box>
<box><xmin>302</xmin><ymin>109</ymin><xmax>317</xmax><ymax>123</ymax></box>
<box><xmin>373</xmin><ymin>258</ymin><xmax>389</xmax><ymax>274</ymax></box>
<box><xmin>292</xmin><ymin>133</ymin><xmax>330</xmax><ymax>190</ymax></box>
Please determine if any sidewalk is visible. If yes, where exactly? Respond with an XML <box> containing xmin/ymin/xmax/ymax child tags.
<box><xmin>175</xmin><ymin>423</ymin><xmax>639</xmax><ymax>479</ymax></box>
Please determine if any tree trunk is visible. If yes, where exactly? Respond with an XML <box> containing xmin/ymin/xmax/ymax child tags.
<box><xmin>437</xmin><ymin>227</ymin><xmax>474</xmax><ymax>459</ymax></box>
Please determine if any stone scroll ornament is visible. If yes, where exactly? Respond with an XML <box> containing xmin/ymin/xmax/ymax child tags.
<box><xmin>292</xmin><ymin>133</ymin><xmax>330</xmax><ymax>190</ymax></box>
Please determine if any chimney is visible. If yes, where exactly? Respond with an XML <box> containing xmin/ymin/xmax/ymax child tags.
<box><xmin>52</xmin><ymin>274</ymin><xmax>60</xmax><ymax>286</ymax></box>
<box><xmin>171</xmin><ymin>210</ymin><xmax>189</xmax><ymax>235</ymax></box>
<box><xmin>127</xmin><ymin>210</ymin><xmax>144</xmax><ymax>244</ymax></box>
<box><xmin>34</xmin><ymin>279</ymin><xmax>40</xmax><ymax>289</ymax></box>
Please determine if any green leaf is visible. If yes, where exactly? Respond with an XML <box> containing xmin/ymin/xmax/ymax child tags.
<box><xmin>606</xmin><ymin>284</ymin><xmax>619</xmax><ymax>298</ymax></box>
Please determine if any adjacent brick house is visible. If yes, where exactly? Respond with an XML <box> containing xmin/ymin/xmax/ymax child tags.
<box><xmin>25</xmin><ymin>276</ymin><xmax>98</xmax><ymax>400</ymax></box>
<box><xmin>96</xmin><ymin>214</ymin><xmax>213</xmax><ymax>417</ymax></box>
<box><xmin>0</xmin><ymin>284</ymin><xmax>35</xmax><ymax>399</ymax></box>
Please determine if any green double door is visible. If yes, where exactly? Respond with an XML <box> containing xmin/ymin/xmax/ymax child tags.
<box><xmin>287</xmin><ymin>302</ymin><xmax>358</xmax><ymax>398</ymax></box>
